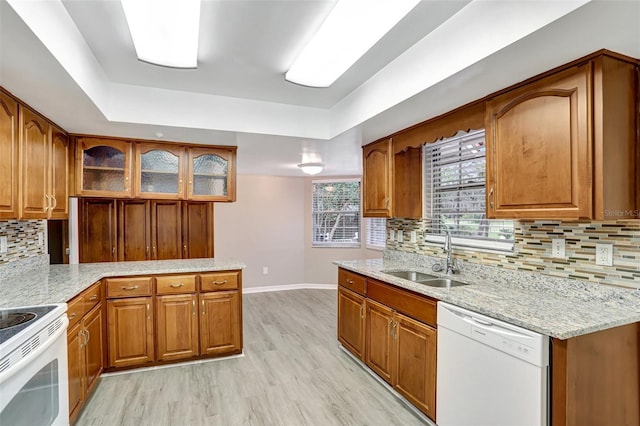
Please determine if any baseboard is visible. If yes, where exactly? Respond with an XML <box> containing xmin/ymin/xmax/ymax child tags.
<box><xmin>243</xmin><ymin>283</ymin><xmax>337</xmax><ymax>294</ymax></box>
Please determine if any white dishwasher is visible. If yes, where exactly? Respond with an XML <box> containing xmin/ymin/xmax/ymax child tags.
<box><xmin>436</xmin><ymin>302</ymin><xmax>549</xmax><ymax>426</ymax></box>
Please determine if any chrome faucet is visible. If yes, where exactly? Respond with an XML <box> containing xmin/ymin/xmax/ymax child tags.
<box><xmin>432</xmin><ymin>230</ymin><xmax>458</xmax><ymax>275</ymax></box>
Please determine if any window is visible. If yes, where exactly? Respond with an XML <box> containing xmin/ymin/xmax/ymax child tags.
<box><xmin>312</xmin><ymin>179</ymin><xmax>361</xmax><ymax>247</ymax></box>
<box><xmin>366</xmin><ymin>218</ymin><xmax>386</xmax><ymax>250</ymax></box>
<box><xmin>423</xmin><ymin>129</ymin><xmax>514</xmax><ymax>251</ymax></box>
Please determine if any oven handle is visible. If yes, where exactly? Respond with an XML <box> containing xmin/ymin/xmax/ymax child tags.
<box><xmin>0</xmin><ymin>316</ymin><xmax>69</xmax><ymax>385</ymax></box>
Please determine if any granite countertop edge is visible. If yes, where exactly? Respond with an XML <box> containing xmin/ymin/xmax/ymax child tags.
<box><xmin>334</xmin><ymin>259</ymin><xmax>640</xmax><ymax>340</ymax></box>
<box><xmin>0</xmin><ymin>258</ymin><xmax>247</xmax><ymax>309</ymax></box>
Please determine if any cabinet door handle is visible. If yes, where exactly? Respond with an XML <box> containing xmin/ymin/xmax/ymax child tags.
<box><xmin>212</xmin><ymin>280</ymin><xmax>228</xmax><ymax>285</ymax></box>
<box><xmin>489</xmin><ymin>187</ymin><xmax>495</xmax><ymax>209</ymax></box>
<box><xmin>189</xmin><ymin>180</ymin><xmax>193</xmax><ymax>195</ymax></box>
<box><xmin>80</xmin><ymin>329</ymin><xmax>87</xmax><ymax>348</ymax></box>
<box><xmin>359</xmin><ymin>305</ymin><xmax>364</xmax><ymax>319</ymax></box>
<box><xmin>51</xmin><ymin>195</ymin><xmax>57</xmax><ymax>210</ymax></box>
<box><xmin>44</xmin><ymin>194</ymin><xmax>51</xmax><ymax>212</ymax></box>
<box><xmin>88</xmin><ymin>295</ymin><xmax>98</xmax><ymax>301</ymax></box>
<box><xmin>346</xmin><ymin>279</ymin><xmax>354</xmax><ymax>285</ymax></box>
<box><xmin>152</xmin><ymin>246</ymin><xmax>157</xmax><ymax>258</ymax></box>
<box><xmin>121</xmin><ymin>285</ymin><xmax>139</xmax><ymax>291</ymax></box>
<box><xmin>112</xmin><ymin>246</ymin><xmax>116</xmax><ymax>257</ymax></box>
<box><xmin>68</xmin><ymin>312</ymin><xmax>77</xmax><ymax>320</ymax></box>
<box><xmin>192</xmin><ymin>299</ymin><xmax>196</xmax><ymax>316</ymax></box>
<box><xmin>85</xmin><ymin>328</ymin><xmax>90</xmax><ymax>345</ymax></box>
<box><xmin>178</xmin><ymin>179</ymin><xmax>183</xmax><ymax>194</ymax></box>
<box><xmin>384</xmin><ymin>198</ymin><xmax>389</xmax><ymax>208</ymax></box>
<box><xmin>183</xmin><ymin>245</ymin><xmax>187</xmax><ymax>257</ymax></box>
<box><xmin>201</xmin><ymin>300</ymin><xmax>205</xmax><ymax>315</ymax></box>
<box><xmin>169</xmin><ymin>283</ymin><xmax>184</xmax><ymax>288</ymax></box>
<box><xmin>389</xmin><ymin>318</ymin><xmax>394</xmax><ymax>337</ymax></box>
<box><xmin>146</xmin><ymin>246</ymin><xmax>150</xmax><ymax>258</ymax></box>
<box><xmin>146</xmin><ymin>303</ymin><xmax>150</xmax><ymax>320</ymax></box>
<box><xmin>124</xmin><ymin>176</ymin><xmax>129</xmax><ymax>192</ymax></box>
<box><xmin>393</xmin><ymin>321</ymin><xmax>398</xmax><ymax>340</ymax></box>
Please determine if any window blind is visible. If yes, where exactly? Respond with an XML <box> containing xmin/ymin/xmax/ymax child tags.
<box><xmin>366</xmin><ymin>218</ymin><xmax>386</xmax><ymax>249</ymax></box>
<box><xmin>424</xmin><ymin>129</ymin><xmax>514</xmax><ymax>249</ymax></box>
<box><xmin>312</xmin><ymin>180</ymin><xmax>361</xmax><ymax>247</ymax></box>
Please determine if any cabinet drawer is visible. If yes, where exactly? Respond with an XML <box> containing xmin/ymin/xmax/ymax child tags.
<box><xmin>367</xmin><ymin>279</ymin><xmax>437</xmax><ymax>327</ymax></box>
<box><xmin>200</xmin><ymin>271</ymin><xmax>239</xmax><ymax>292</ymax></box>
<box><xmin>156</xmin><ymin>274</ymin><xmax>196</xmax><ymax>294</ymax></box>
<box><xmin>338</xmin><ymin>269</ymin><xmax>366</xmax><ymax>296</ymax></box>
<box><xmin>82</xmin><ymin>282</ymin><xmax>102</xmax><ymax>313</ymax></box>
<box><xmin>106</xmin><ymin>277</ymin><xmax>153</xmax><ymax>298</ymax></box>
<box><xmin>67</xmin><ymin>296</ymin><xmax>83</xmax><ymax>328</ymax></box>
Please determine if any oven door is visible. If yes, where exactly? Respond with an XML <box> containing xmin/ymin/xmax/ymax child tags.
<box><xmin>0</xmin><ymin>319</ymin><xmax>69</xmax><ymax>426</ymax></box>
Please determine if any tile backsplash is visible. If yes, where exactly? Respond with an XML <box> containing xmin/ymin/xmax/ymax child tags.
<box><xmin>387</xmin><ymin>218</ymin><xmax>640</xmax><ymax>289</ymax></box>
<box><xmin>0</xmin><ymin>220</ymin><xmax>47</xmax><ymax>265</ymax></box>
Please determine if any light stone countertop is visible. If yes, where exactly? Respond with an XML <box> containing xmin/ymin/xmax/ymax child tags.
<box><xmin>334</xmin><ymin>255</ymin><xmax>640</xmax><ymax>340</ymax></box>
<box><xmin>0</xmin><ymin>258</ymin><xmax>246</xmax><ymax>308</ymax></box>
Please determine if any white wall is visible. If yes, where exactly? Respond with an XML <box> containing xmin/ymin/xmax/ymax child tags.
<box><xmin>214</xmin><ymin>174</ymin><xmax>382</xmax><ymax>289</ymax></box>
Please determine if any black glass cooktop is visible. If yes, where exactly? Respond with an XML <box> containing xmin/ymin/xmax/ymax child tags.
<box><xmin>0</xmin><ymin>305</ymin><xmax>59</xmax><ymax>345</ymax></box>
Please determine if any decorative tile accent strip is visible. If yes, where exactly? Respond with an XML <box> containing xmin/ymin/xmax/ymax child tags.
<box><xmin>0</xmin><ymin>220</ymin><xmax>47</xmax><ymax>265</ymax></box>
<box><xmin>386</xmin><ymin>219</ymin><xmax>640</xmax><ymax>289</ymax></box>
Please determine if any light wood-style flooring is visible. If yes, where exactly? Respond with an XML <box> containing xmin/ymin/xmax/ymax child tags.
<box><xmin>76</xmin><ymin>289</ymin><xmax>427</xmax><ymax>425</ymax></box>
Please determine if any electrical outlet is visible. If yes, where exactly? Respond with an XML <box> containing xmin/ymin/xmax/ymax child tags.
<box><xmin>389</xmin><ymin>230</ymin><xmax>395</xmax><ymax>241</ymax></box>
<box><xmin>37</xmin><ymin>232</ymin><xmax>44</xmax><ymax>247</ymax></box>
<box><xmin>551</xmin><ymin>239</ymin><xmax>565</xmax><ymax>259</ymax></box>
<box><xmin>0</xmin><ymin>236</ymin><xmax>7</xmax><ymax>253</ymax></box>
<box><xmin>397</xmin><ymin>230</ymin><xmax>404</xmax><ymax>243</ymax></box>
<box><xmin>595</xmin><ymin>243</ymin><xmax>613</xmax><ymax>266</ymax></box>
<box><xmin>262</xmin><ymin>267</ymin><xmax>269</xmax><ymax>275</ymax></box>
<box><xmin>410</xmin><ymin>231</ymin><xmax>417</xmax><ymax>243</ymax></box>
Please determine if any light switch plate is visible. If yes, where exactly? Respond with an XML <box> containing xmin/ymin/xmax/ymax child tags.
<box><xmin>397</xmin><ymin>230</ymin><xmax>404</xmax><ymax>243</ymax></box>
<box><xmin>0</xmin><ymin>236</ymin><xmax>7</xmax><ymax>253</ymax></box>
<box><xmin>551</xmin><ymin>239</ymin><xmax>565</xmax><ymax>259</ymax></box>
<box><xmin>37</xmin><ymin>232</ymin><xmax>44</xmax><ymax>247</ymax></box>
<box><xmin>595</xmin><ymin>243</ymin><xmax>613</xmax><ymax>266</ymax></box>
<box><xmin>410</xmin><ymin>231</ymin><xmax>417</xmax><ymax>243</ymax></box>
<box><xmin>389</xmin><ymin>230</ymin><xmax>395</xmax><ymax>241</ymax></box>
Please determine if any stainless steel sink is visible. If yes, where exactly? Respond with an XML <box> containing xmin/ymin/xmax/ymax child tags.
<box><xmin>419</xmin><ymin>278</ymin><xmax>469</xmax><ymax>288</ymax></box>
<box><xmin>383</xmin><ymin>270</ymin><xmax>438</xmax><ymax>281</ymax></box>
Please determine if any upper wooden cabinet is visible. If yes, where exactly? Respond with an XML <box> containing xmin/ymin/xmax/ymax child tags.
<box><xmin>19</xmin><ymin>106</ymin><xmax>51</xmax><ymax>219</ymax></box>
<box><xmin>362</xmin><ymin>138</ymin><xmax>393</xmax><ymax>217</ymax></box>
<box><xmin>134</xmin><ymin>143</ymin><xmax>186</xmax><ymax>199</ymax></box>
<box><xmin>76</xmin><ymin>137</ymin><xmax>133</xmax><ymax>198</ymax></box>
<box><xmin>187</xmin><ymin>147</ymin><xmax>236</xmax><ymax>202</ymax></box>
<box><xmin>486</xmin><ymin>54</ymin><xmax>638</xmax><ymax>220</ymax></box>
<box><xmin>49</xmin><ymin>126</ymin><xmax>70</xmax><ymax>219</ymax></box>
<box><xmin>0</xmin><ymin>92</ymin><xmax>19</xmax><ymax>219</ymax></box>
<box><xmin>392</xmin><ymin>144</ymin><xmax>422</xmax><ymax>219</ymax></box>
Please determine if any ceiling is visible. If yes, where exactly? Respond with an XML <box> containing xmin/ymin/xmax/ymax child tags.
<box><xmin>1</xmin><ymin>0</ymin><xmax>639</xmax><ymax>176</ymax></box>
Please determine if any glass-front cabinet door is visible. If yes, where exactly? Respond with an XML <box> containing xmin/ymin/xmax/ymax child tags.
<box><xmin>187</xmin><ymin>147</ymin><xmax>236</xmax><ymax>201</ymax></box>
<box><xmin>134</xmin><ymin>143</ymin><xmax>185</xmax><ymax>199</ymax></box>
<box><xmin>76</xmin><ymin>138</ymin><xmax>132</xmax><ymax>197</ymax></box>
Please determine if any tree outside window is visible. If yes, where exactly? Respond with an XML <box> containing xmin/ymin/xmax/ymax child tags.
<box><xmin>312</xmin><ymin>180</ymin><xmax>361</xmax><ymax>247</ymax></box>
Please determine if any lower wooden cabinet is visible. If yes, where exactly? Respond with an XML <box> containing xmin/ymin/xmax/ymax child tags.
<box><xmin>105</xmin><ymin>270</ymin><xmax>243</xmax><ymax>370</ymax></box>
<box><xmin>393</xmin><ymin>312</ymin><xmax>437</xmax><ymax>419</ymax></box>
<box><xmin>107</xmin><ymin>297</ymin><xmax>154</xmax><ymax>368</ymax></box>
<box><xmin>338</xmin><ymin>268</ymin><xmax>437</xmax><ymax>421</ymax></box>
<box><xmin>337</xmin><ymin>287</ymin><xmax>366</xmax><ymax>360</ymax></box>
<box><xmin>199</xmin><ymin>291</ymin><xmax>241</xmax><ymax>356</ymax></box>
<box><xmin>156</xmin><ymin>294</ymin><xmax>199</xmax><ymax>361</ymax></box>
<box><xmin>67</xmin><ymin>282</ymin><xmax>105</xmax><ymax>424</ymax></box>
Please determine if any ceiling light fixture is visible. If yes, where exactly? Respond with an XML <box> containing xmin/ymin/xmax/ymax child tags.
<box><xmin>298</xmin><ymin>162</ymin><xmax>325</xmax><ymax>175</ymax></box>
<box><xmin>121</xmin><ymin>0</ymin><xmax>201</xmax><ymax>68</ymax></box>
<box><xmin>285</xmin><ymin>0</ymin><xmax>420</xmax><ymax>87</ymax></box>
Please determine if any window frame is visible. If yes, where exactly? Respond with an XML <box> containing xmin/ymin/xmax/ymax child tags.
<box><xmin>311</xmin><ymin>178</ymin><xmax>362</xmax><ymax>248</ymax></box>
<box><xmin>423</xmin><ymin>129</ymin><xmax>514</xmax><ymax>252</ymax></box>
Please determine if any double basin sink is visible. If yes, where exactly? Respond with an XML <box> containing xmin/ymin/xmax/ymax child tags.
<box><xmin>383</xmin><ymin>270</ymin><xmax>469</xmax><ymax>288</ymax></box>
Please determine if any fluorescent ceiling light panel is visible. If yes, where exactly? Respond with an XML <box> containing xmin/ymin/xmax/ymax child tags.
<box><xmin>286</xmin><ymin>0</ymin><xmax>420</xmax><ymax>87</ymax></box>
<box><xmin>121</xmin><ymin>0</ymin><xmax>201</xmax><ymax>68</ymax></box>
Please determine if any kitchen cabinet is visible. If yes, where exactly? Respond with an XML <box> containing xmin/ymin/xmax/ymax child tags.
<box><xmin>392</xmin><ymin>145</ymin><xmax>422</xmax><ymax>219</ymax></box>
<box><xmin>364</xmin><ymin>299</ymin><xmax>393</xmax><ymax>382</ymax></box>
<box><xmin>187</xmin><ymin>147</ymin><xmax>237</xmax><ymax>202</ymax></box>
<box><xmin>486</xmin><ymin>54</ymin><xmax>638</xmax><ymax>219</ymax></box>
<box><xmin>337</xmin><ymin>268</ymin><xmax>438</xmax><ymax>421</ymax></box>
<box><xmin>156</xmin><ymin>294</ymin><xmax>199</xmax><ymax>361</ymax></box>
<box><xmin>18</xmin><ymin>105</ymin><xmax>50</xmax><ymax>219</ymax></box>
<box><xmin>0</xmin><ymin>92</ymin><xmax>18</xmax><ymax>219</ymax></box>
<box><xmin>107</xmin><ymin>296</ymin><xmax>154</xmax><ymax>368</ymax></box>
<box><xmin>67</xmin><ymin>281</ymin><xmax>104</xmax><ymax>424</ymax></box>
<box><xmin>79</xmin><ymin>198</ymin><xmax>117</xmax><ymax>262</ymax></box>
<box><xmin>156</xmin><ymin>274</ymin><xmax>199</xmax><ymax>361</ymax></box>
<box><xmin>76</xmin><ymin>137</ymin><xmax>133</xmax><ymax>198</ymax></box>
<box><xmin>337</xmin><ymin>287</ymin><xmax>366</xmax><ymax>361</ymax></box>
<box><xmin>49</xmin><ymin>126</ymin><xmax>70</xmax><ymax>219</ymax></box>
<box><xmin>362</xmin><ymin>138</ymin><xmax>393</xmax><ymax>217</ymax></box>
<box><xmin>199</xmin><ymin>270</ymin><xmax>242</xmax><ymax>356</ymax></box>
<box><xmin>134</xmin><ymin>143</ymin><xmax>186</xmax><ymax>199</ymax></box>
<box><xmin>393</xmin><ymin>312</ymin><xmax>437</xmax><ymax>419</ymax></box>
<box><xmin>182</xmin><ymin>201</ymin><xmax>214</xmax><ymax>258</ymax></box>
<box><xmin>150</xmin><ymin>200</ymin><xmax>182</xmax><ymax>260</ymax></box>
<box><xmin>117</xmin><ymin>199</ymin><xmax>150</xmax><ymax>261</ymax></box>
<box><xmin>80</xmin><ymin>199</ymin><xmax>214</xmax><ymax>263</ymax></box>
